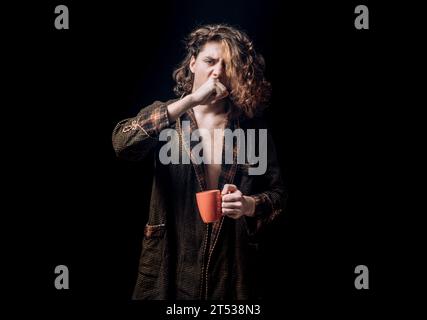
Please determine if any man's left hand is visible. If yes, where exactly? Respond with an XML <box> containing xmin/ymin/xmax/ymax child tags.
<box><xmin>221</xmin><ymin>184</ymin><xmax>256</xmax><ymax>219</ymax></box>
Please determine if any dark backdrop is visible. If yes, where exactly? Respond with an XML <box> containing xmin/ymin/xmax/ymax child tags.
<box><xmin>9</xmin><ymin>0</ymin><xmax>416</xmax><ymax>318</ymax></box>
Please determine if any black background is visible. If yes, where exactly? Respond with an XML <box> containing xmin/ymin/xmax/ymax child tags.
<box><xmin>7</xmin><ymin>0</ymin><xmax>422</xmax><ymax>318</ymax></box>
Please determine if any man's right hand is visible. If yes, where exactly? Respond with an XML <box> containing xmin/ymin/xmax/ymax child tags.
<box><xmin>190</xmin><ymin>77</ymin><xmax>229</xmax><ymax>106</ymax></box>
<box><xmin>166</xmin><ymin>77</ymin><xmax>229</xmax><ymax>124</ymax></box>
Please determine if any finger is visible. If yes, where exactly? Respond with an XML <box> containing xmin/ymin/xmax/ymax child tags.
<box><xmin>216</xmin><ymin>81</ymin><xmax>228</xmax><ymax>92</ymax></box>
<box><xmin>222</xmin><ymin>193</ymin><xmax>242</xmax><ymax>202</ymax></box>
<box><xmin>222</xmin><ymin>201</ymin><xmax>242</xmax><ymax>209</ymax></box>
<box><xmin>222</xmin><ymin>211</ymin><xmax>242</xmax><ymax>220</ymax></box>
<box><xmin>205</xmin><ymin>77</ymin><xmax>217</xmax><ymax>92</ymax></box>
<box><xmin>222</xmin><ymin>208</ymin><xmax>240</xmax><ymax>215</ymax></box>
<box><xmin>214</xmin><ymin>85</ymin><xmax>222</xmax><ymax>98</ymax></box>
<box><xmin>222</xmin><ymin>184</ymin><xmax>237</xmax><ymax>195</ymax></box>
<box><xmin>215</xmin><ymin>83</ymin><xmax>229</xmax><ymax>99</ymax></box>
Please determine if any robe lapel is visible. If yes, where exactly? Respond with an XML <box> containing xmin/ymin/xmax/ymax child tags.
<box><xmin>210</xmin><ymin>115</ymin><xmax>240</xmax><ymax>252</ymax></box>
<box><xmin>177</xmin><ymin>109</ymin><xmax>207</xmax><ymax>192</ymax></box>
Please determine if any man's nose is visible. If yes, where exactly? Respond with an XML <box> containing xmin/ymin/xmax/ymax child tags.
<box><xmin>211</xmin><ymin>64</ymin><xmax>223</xmax><ymax>78</ymax></box>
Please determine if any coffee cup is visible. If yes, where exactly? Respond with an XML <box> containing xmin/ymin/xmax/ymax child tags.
<box><xmin>196</xmin><ymin>189</ymin><xmax>222</xmax><ymax>223</ymax></box>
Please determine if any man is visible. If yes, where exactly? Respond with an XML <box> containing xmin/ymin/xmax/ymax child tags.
<box><xmin>112</xmin><ymin>24</ymin><xmax>286</xmax><ymax>300</ymax></box>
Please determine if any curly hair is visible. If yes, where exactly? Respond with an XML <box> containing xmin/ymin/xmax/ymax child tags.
<box><xmin>173</xmin><ymin>24</ymin><xmax>271</xmax><ymax>119</ymax></box>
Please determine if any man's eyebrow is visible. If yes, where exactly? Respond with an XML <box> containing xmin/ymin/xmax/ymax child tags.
<box><xmin>203</xmin><ymin>56</ymin><xmax>217</xmax><ymax>60</ymax></box>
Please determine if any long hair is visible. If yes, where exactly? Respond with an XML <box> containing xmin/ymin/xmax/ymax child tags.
<box><xmin>173</xmin><ymin>24</ymin><xmax>271</xmax><ymax>119</ymax></box>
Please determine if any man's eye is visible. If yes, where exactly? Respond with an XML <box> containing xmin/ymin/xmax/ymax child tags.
<box><xmin>205</xmin><ymin>60</ymin><xmax>214</xmax><ymax>65</ymax></box>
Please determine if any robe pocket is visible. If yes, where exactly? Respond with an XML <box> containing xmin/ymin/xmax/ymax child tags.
<box><xmin>143</xmin><ymin>223</ymin><xmax>166</xmax><ymax>239</ymax></box>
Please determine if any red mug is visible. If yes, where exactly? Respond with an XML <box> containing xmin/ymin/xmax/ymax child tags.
<box><xmin>196</xmin><ymin>189</ymin><xmax>222</xmax><ymax>223</ymax></box>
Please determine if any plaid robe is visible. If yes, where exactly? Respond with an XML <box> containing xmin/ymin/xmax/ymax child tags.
<box><xmin>112</xmin><ymin>99</ymin><xmax>287</xmax><ymax>300</ymax></box>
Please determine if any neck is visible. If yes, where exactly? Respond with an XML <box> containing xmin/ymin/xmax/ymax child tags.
<box><xmin>193</xmin><ymin>101</ymin><xmax>227</xmax><ymax>117</ymax></box>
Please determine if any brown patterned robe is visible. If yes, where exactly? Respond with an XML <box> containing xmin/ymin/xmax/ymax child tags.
<box><xmin>112</xmin><ymin>99</ymin><xmax>286</xmax><ymax>300</ymax></box>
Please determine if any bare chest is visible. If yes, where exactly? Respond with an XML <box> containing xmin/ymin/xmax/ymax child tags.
<box><xmin>196</xmin><ymin>117</ymin><xmax>226</xmax><ymax>189</ymax></box>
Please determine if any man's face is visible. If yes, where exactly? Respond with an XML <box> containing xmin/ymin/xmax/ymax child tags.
<box><xmin>190</xmin><ymin>41</ymin><xmax>230</xmax><ymax>92</ymax></box>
